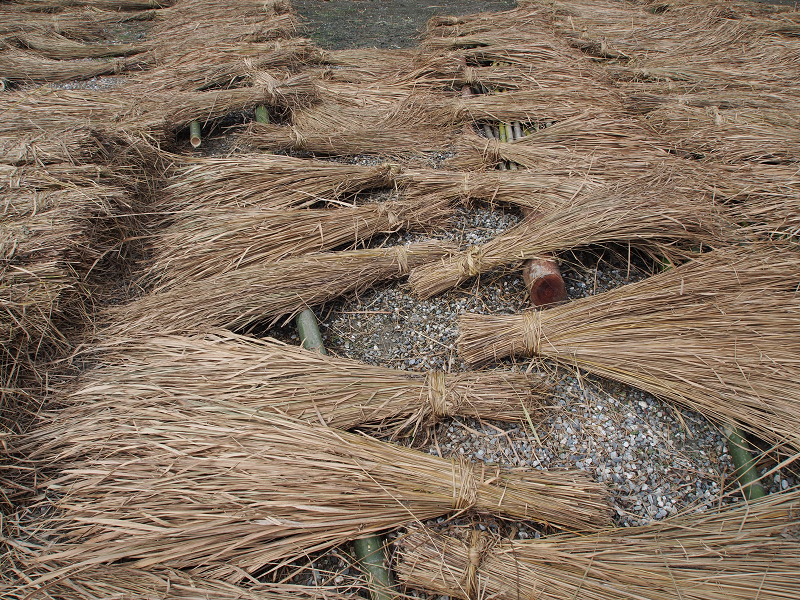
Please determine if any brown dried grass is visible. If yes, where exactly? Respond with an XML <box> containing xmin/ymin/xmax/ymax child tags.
<box><xmin>458</xmin><ymin>243</ymin><xmax>800</xmax><ymax>453</ymax></box>
<box><xmin>68</xmin><ymin>328</ymin><xmax>549</xmax><ymax>434</ymax></box>
<box><xmin>1</xmin><ymin>562</ymin><xmax>354</xmax><ymax>600</ymax></box>
<box><xmin>0</xmin><ymin>5</ymin><xmax>156</xmax><ymax>40</ymax></box>
<box><xmin>0</xmin><ymin>129</ymin><xmax>102</xmax><ymax>166</ymax></box>
<box><xmin>148</xmin><ymin>196</ymin><xmax>452</xmax><ymax>289</ymax></box>
<box><xmin>0</xmin><ymin>47</ymin><xmax>151</xmax><ymax>84</ymax></box>
<box><xmin>3</xmin><ymin>31</ymin><xmax>144</xmax><ymax>60</ymax></box>
<box><xmin>111</xmin><ymin>241</ymin><xmax>456</xmax><ymax>335</ymax></box>
<box><xmin>155</xmin><ymin>154</ymin><xmax>400</xmax><ymax>214</ymax></box>
<box><xmin>6</xmin><ymin>0</ymin><xmax>175</xmax><ymax>10</ymax></box>
<box><xmin>409</xmin><ymin>174</ymin><xmax>735</xmax><ymax>299</ymax></box>
<box><xmin>397</xmin><ymin>489</ymin><xmax>800</xmax><ymax>600</ymax></box>
<box><xmin>11</xmin><ymin>400</ymin><xmax>610</xmax><ymax>582</ymax></box>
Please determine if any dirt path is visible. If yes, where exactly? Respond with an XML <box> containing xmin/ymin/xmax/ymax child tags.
<box><xmin>292</xmin><ymin>0</ymin><xmax>515</xmax><ymax>49</ymax></box>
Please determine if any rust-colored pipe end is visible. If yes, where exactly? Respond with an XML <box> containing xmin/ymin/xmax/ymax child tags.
<box><xmin>524</xmin><ymin>259</ymin><xmax>567</xmax><ymax>306</ymax></box>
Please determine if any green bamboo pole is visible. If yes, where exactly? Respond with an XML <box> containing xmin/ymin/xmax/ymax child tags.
<box><xmin>724</xmin><ymin>425</ymin><xmax>766</xmax><ymax>500</ymax></box>
<box><xmin>255</xmin><ymin>105</ymin><xmax>269</xmax><ymax>124</ymax></box>
<box><xmin>353</xmin><ymin>536</ymin><xmax>395</xmax><ymax>600</ymax></box>
<box><xmin>292</xmin><ymin>309</ymin><xmax>394</xmax><ymax>597</ymax></box>
<box><xmin>295</xmin><ymin>309</ymin><xmax>327</xmax><ymax>356</ymax></box>
<box><xmin>189</xmin><ymin>121</ymin><xmax>202</xmax><ymax>148</ymax></box>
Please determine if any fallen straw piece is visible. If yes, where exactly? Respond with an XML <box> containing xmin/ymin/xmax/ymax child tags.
<box><xmin>16</xmin><ymin>401</ymin><xmax>611</xmax><ymax>582</ymax></box>
<box><xmin>397</xmin><ymin>489</ymin><xmax>800</xmax><ymax>600</ymax></box>
<box><xmin>71</xmin><ymin>329</ymin><xmax>548</xmax><ymax>434</ymax></box>
<box><xmin>409</xmin><ymin>175</ymin><xmax>734</xmax><ymax>299</ymax></box>
<box><xmin>111</xmin><ymin>241</ymin><xmax>456</xmax><ymax>335</ymax></box>
<box><xmin>458</xmin><ymin>243</ymin><xmax>800</xmax><ymax>453</ymax></box>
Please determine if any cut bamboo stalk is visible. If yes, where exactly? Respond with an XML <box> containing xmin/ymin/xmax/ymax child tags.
<box><xmin>255</xmin><ymin>104</ymin><xmax>269</xmax><ymax>124</ymax></box>
<box><xmin>724</xmin><ymin>425</ymin><xmax>766</xmax><ymax>501</ymax></box>
<box><xmin>295</xmin><ymin>309</ymin><xmax>326</xmax><ymax>355</ymax></box>
<box><xmin>520</xmin><ymin>207</ymin><xmax>566</xmax><ymax>307</ymax></box>
<box><xmin>354</xmin><ymin>536</ymin><xmax>394</xmax><ymax>600</ymax></box>
<box><xmin>189</xmin><ymin>120</ymin><xmax>202</xmax><ymax>148</ymax></box>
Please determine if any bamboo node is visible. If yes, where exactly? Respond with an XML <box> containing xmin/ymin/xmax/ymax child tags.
<box><xmin>452</xmin><ymin>458</ymin><xmax>478</xmax><ymax>511</ymax></box>
<box><xmin>457</xmin><ymin>246</ymin><xmax>485</xmax><ymax>277</ymax></box>
<box><xmin>522</xmin><ymin>310</ymin><xmax>542</xmax><ymax>356</ymax></box>
<box><xmin>425</xmin><ymin>371</ymin><xmax>451</xmax><ymax>418</ymax></box>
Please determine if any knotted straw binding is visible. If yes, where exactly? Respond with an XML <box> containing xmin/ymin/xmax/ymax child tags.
<box><xmin>457</xmin><ymin>245</ymin><xmax>486</xmax><ymax>278</ymax></box>
<box><xmin>481</xmin><ymin>137</ymin><xmax>503</xmax><ymax>166</ymax></box>
<box><xmin>378</xmin><ymin>202</ymin><xmax>401</xmax><ymax>228</ymax></box>
<box><xmin>289</xmin><ymin>126</ymin><xmax>307</xmax><ymax>150</ymax></box>
<box><xmin>451</xmin><ymin>457</ymin><xmax>478</xmax><ymax>512</ymax></box>
<box><xmin>463</xmin><ymin>529</ymin><xmax>493</xmax><ymax>600</ymax></box>
<box><xmin>425</xmin><ymin>371</ymin><xmax>453</xmax><ymax>419</ymax></box>
<box><xmin>394</xmin><ymin>245</ymin><xmax>410</xmax><ymax>274</ymax></box>
<box><xmin>522</xmin><ymin>310</ymin><xmax>542</xmax><ymax>356</ymax></box>
<box><xmin>461</xmin><ymin>66</ymin><xmax>478</xmax><ymax>85</ymax></box>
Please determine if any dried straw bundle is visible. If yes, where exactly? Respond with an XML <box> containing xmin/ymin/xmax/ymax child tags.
<box><xmin>244</xmin><ymin>96</ymin><xmax>458</xmax><ymax>156</ymax></box>
<box><xmin>448</xmin><ymin>87</ymin><xmax>624</xmax><ymax>124</ymax></box>
<box><xmin>70</xmin><ymin>329</ymin><xmax>549</xmax><ymax>433</ymax></box>
<box><xmin>399</xmin><ymin>168</ymin><xmax>606</xmax><ymax>212</ymax></box>
<box><xmin>112</xmin><ymin>241</ymin><xmax>456</xmax><ymax>334</ymax></box>
<box><xmin>0</xmin><ymin>47</ymin><xmax>150</xmax><ymax>84</ymax></box>
<box><xmin>0</xmin><ymin>163</ymin><xmax>113</xmax><ymax>191</ymax></box>
<box><xmin>409</xmin><ymin>175</ymin><xmax>734</xmax><ymax>299</ymax></box>
<box><xmin>641</xmin><ymin>104</ymin><xmax>800</xmax><ymax>165</ymax></box>
<box><xmin>0</xmin><ymin>129</ymin><xmax>102</xmax><ymax>166</ymax></box>
<box><xmin>397</xmin><ymin>490</ymin><xmax>800</xmax><ymax>600</ymax></box>
<box><xmin>321</xmin><ymin>48</ymin><xmax>417</xmax><ymax>85</ymax></box>
<box><xmin>447</xmin><ymin>112</ymin><xmax>670</xmax><ymax>171</ymax></box>
<box><xmin>6</xmin><ymin>0</ymin><xmax>175</xmax><ymax>10</ymax></box>
<box><xmin>14</xmin><ymin>399</ymin><xmax>609</xmax><ymax>582</ymax></box>
<box><xmin>458</xmin><ymin>243</ymin><xmax>800</xmax><ymax>452</ymax></box>
<box><xmin>3</xmin><ymin>31</ymin><xmax>144</xmax><ymax>60</ymax></box>
<box><xmin>155</xmin><ymin>154</ymin><xmax>400</xmax><ymax>214</ymax></box>
<box><xmin>149</xmin><ymin>197</ymin><xmax>452</xmax><ymax>288</ymax></box>
<box><xmin>2</xmin><ymin>562</ymin><xmax>352</xmax><ymax>600</ymax></box>
<box><xmin>148</xmin><ymin>0</ymin><xmax>296</xmax><ymax>49</ymax></box>
<box><xmin>0</xmin><ymin>6</ymin><xmax>155</xmax><ymax>40</ymax></box>
<box><xmin>136</xmin><ymin>38</ymin><xmax>322</xmax><ymax>92</ymax></box>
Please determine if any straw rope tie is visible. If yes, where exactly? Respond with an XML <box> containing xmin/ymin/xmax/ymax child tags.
<box><xmin>457</xmin><ymin>246</ymin><xmax>485</xmax><ymax>278</ymax></box>
<box><xmin>394</xmin><ymin>245</ymin><xmax>409</xmax><ymax>274</ymax></box>
<box><xmin>452</xmin><ymin>458</ymin><xmax>479</xmax><ymax>511</ymax></box>
<box><xmin>464</xmin><ymin>529</ymin><xmax>490</xmax><ymax>600</ymax></box>
<box><xmin>425</xmin><ymin>371</ymin><xmax>452</xmax><ymax>419</ymax></box>
<box><xmin>462</xmin><ymin>66</ymin><xmax>478</xmax><ymax>85</ymax></box>
<box><xmin>522</xmin><ymin>310</ymin><xmax>542</xmax><ymax>356</ymax></box>
<box><xmin>461</xmin><ymin>172</ymin><xmax>472</xmax><ymax>200</ymax></box>
<box><xmin>482</xmin><ymin>138</ymin><xmax>503</xmax><ymax>165</ymax></box>
<box><xmin>378</xmin><ymin>203</ymin><xmax>401</xmax><ymax>228</ymax></box>
<box><xmin>290</xmin><ymin>127</ymin><xmax>307</xmax><ymax>150</ymax></box>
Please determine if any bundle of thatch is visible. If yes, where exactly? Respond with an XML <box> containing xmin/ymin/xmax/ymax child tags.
<box><xmin>397</xmin><ymin>489</ymin><xmax>800</xmax><ymax>600</ymax></box>
<box><xmin>2</xmin><ymin>31</ymin><xmax>145</xmax><ymax>60</ymax></box>
<box><xmin>0</xmin><ymin>75</ymin><xmax>315</xmax><ymax>143</ymax></box>
<box><xmin>148</xmin><ymin>0</ymin><xmax>297</xmax><ymax>50</ymax></box>
<box><xmin>2</xmin><ymin>562</ymin><xmax>353</xmax><ymax>600</ymax></box>
<box><xmin>0</xmin><ymin>5</ymin><xmax>155</xmax><ymax>40</ymax></box>
<box><xmin>447</xmin><ymin>112</ymin><xmax>671</xmax><ymax>171</ymax></box>
<box><xmin>243</xmin><ymin>95</ymin><xmax>458</xmax><ymax>156</ymax></box>
<box><xmin>320</xmin><ymin>48</ymin><xmax>417</xmax><ymax>85</ymax></box>
<box><xmin>133</xmin><ymin>38</ymin><xmax>322</xmax><ymax>92</ymax></box>
<box><xmin>459</xmin><ymin>243</ymin><xmax>800</xmax><ymax>453</ymax></box>
<box><xmin>71</xmin><ymin>329</ymin><xmax>549</xmax><ymax>434</ymax></box>
<box><xmin>640</xmin><ymin>103</ymin><xmax>800</xmax><ymax>164</ymax></box>
<box><xmin>409</xmin><ymin>174</ymin><xmax>735</xmax><ymax>299</ymax></box>
<box><xmin>0</xmin><ymin>129</ymin><xmax>102</xmax><ymax>166</ymax></box>
<box><xmin>0</xmin><ymin>47</ymin><xmax>150</xmax><ymax>84</ymax></box>
<box><xmin>13</xmin><ymin>400</ymin><xmax>610</xmax><ymax>582</ymax></box>
<box><xmin>5</xmin><ymin>0</ymin><xmax>175</xmax><ymax>10</ymax></box>
<box><xmin>112</xmin><ymin>241</ymin><xmax>455</xmax><ymax>334</ymax></box>
<box><xmin>155</xmin><ymin>154</ymin><xmax>400</xmax><ymax>214</ymax></box>
<box><xmin>149</xmin><ymin>196</ymin><xmax>452</xmax><ymax>288</ymax></box>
